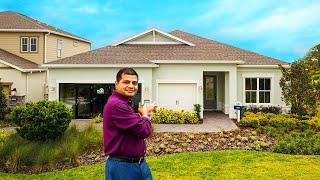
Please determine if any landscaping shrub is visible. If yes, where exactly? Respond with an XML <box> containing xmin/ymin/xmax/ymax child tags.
<box><xmin>240</xmin><ymin>112</ymin><xmax>299</xmax><ymax>130</ymax></box>
<box><xmin>0</xmin><ymin>80</ymin><xmax>8</xmax><ymax>120</ymax></box>
<box><xmin>152</xmin><ymin>108</ymin><xmax>199</xmax><ymax>124</ymax></box>
<box><xmin>242</xmin><ymin>105</ymin><xmax>282</xmax><ymax>114</ymax></box>
<box><xmin>0</xmin><ymin>124</ymin><xmax>103</xmax><ymax>173</ymax></box>
<box><xmin>193</xmin><ymin>104</ymin><xmax>201</xmax><ymax>120</ymax></box>
<box><xmin>10</xmin><ymin>100</ymin><xmax>72</xmax><ymax>141</ymax></box>
<box><xmin>274</xmin><ymin>130</ymin><xmax>320</xmax><ymax>155</ymax></box>
<box><xmin>91</xmin><ymin>113</ymin><xmax>102</xmax><ymax>123</ymax></box>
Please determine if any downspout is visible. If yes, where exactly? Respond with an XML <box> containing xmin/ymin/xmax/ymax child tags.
<box><xmin>25</xmin><ymin>72</ymin><xmax>28</xmax><ymax>102</ymax></box>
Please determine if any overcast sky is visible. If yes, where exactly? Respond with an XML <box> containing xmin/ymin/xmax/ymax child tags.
<box><xmin>1</xmin><ymin>0</ymin><xmax>320</xmax><ymax>62</ymax></box>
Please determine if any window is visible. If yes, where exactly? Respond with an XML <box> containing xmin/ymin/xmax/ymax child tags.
<box><xmin>245</xmin><ymin>78</ymin><xmax>271</xmax><ymax>104</ymax></box>
<box><xmin>30</xmin><ymin>37</ymin><xmax>38</xmax><ymax>52</ymax></box>
<box><xmin>21</xmin><ymin>37</ymin><xmax>29</xmax><ymax>52</ymax></box>
<box><xmin>57</xmin><ymin>40</ymin><xmax>62</xmax><ymax>57</ymax></box>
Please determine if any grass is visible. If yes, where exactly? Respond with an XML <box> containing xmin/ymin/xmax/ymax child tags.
<box><xmin>1</xmin><ymin>150</ymin><xmax>320</xmax><ymax>179</ymax></box>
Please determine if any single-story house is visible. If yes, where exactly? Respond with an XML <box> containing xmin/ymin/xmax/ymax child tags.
<box><xmin>43</xmin><ymin>28</ymin><xmax>289</xmax><ymax>119</ymax></box>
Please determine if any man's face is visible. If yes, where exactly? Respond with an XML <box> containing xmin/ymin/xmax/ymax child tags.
<box><xmin>115</xmin><ymin>73</ymin><xmax>138</xmax><ymax>98</ymax></box>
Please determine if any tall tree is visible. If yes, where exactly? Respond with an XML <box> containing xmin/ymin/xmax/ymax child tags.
<box><xmin>0</xmin><ymin>78</ymin><xmax>8</xmax><ymax>119</ymax></box>
<box><xmin>279</xmin><ymin>44</ymin><xmax>320</xmax><ymax>117</ymax></box>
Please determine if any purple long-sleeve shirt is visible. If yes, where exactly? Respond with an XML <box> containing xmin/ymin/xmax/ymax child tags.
<box><xmin>103</xmin><ymin>91</ymin><xmax>152</xmax><ymax>158</ymax></box>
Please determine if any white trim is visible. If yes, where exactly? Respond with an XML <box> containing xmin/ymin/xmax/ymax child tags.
<box><xmin>0</xmin><ymin>29</ymin><xmax>91</xmax><ymax>43</ymax></box>
<box><xmin>20</xmin><ymin>37</ymin><xmax>29</xmax><ymax>52</ymax></box>
<box><xmin>125</xmin><ymin>41</ymin><xmax>183</xmax><ymax>45</ymax></box>
<box><xmin>0</xmin><ymin>59</ymin><xmax>45</xmax><ymax>72</ymax></box>
<box><xmin>151</xmin><ymin>60</ymin><xmax>245</xmax><ymax>64</ymax></box>
<box><xmin>242</xmin><ymin>75</ymin><xmax>274</xmax><ymax>106</ymax></box>
<box><xmin>238</xmin><ymin>64</ymin><xmax>290</xmax><ymax>68</ymax></box>
<box><xmin>57</xmin><ymin>39</ymin><xmax>62</xmax><ymax>58</ymax></box>
<box><xmin>41</xmin><ymin>64</ymin><xmax>159</xmax><ymax>68</ymax></box>
<box><xmin>112</xmin><ymin>28</ymin><xmax>195</xmax><ymax>46</ymax></box>
<box><xmin>30</xmin><ymin>37</ymin><xmax>38</xmax><ymax>53</ymax></box>
<box><xmin>156</xmin><ymin>79</ymin><xmax>199</xmax><ymax>84</ymax></box>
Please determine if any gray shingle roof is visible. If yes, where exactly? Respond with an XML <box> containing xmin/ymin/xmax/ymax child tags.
<box><xmin>0</xmin><ymin>48</ymin><xmax>40</xmax><ymax>70</ymax></box>
<box><xmin>0</xmin><ymin>11</ymin><xmax>90</xmax><ymax>43</ymax></box>
<box><xmin>46</xmin><ymin>30</ymin><xmax>288</xmax><ymax>66</ymax></box>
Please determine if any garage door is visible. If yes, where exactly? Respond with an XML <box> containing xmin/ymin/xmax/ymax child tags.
<box><xmin>158</xmin><ymin>83</ymin><xmax>197</xmax><ymax>111</ymax></box>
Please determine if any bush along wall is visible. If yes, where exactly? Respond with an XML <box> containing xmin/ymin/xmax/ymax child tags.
<box><xmin>152</xmin><ymin>108</ymin><xmax>199</xmax><ymax>124</ymax></box>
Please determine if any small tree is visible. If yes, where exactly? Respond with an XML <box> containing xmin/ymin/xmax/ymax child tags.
<box><xmin>279</xmin><ymin>44</ymin><xmax>320</xmax><ymax>117</ymax></box>
<box><xmin>0</xmin><ymin>78</ymin><xmax>8</xmax><ymax>120</ymax></box>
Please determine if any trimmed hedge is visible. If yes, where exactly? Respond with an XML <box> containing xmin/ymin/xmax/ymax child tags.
<box><xmin>240</xmin><ymin>112</ymin><xmax>299</xmax><ymax>130</ymax></box>
<box><xmin>152</xmin><ymin>108</ymin><xmax>199</xmax><ymax>124</ymax></box>
<box><xmin>10</xmin><ymin>100</ymin><xmax>72</xmax><ymax>141</ymax></box>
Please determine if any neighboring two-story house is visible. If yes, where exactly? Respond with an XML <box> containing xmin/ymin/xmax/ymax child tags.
<box><xmin>0</xmin><ymin>11</ymin><xmax>91</xmax><ymax>104</ymax></box>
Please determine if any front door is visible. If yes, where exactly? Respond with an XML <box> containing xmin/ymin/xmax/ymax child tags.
<box><xmin>76</xmin><ymin>85</ymin><xmax>92</xmax><ymax>119</ymax></box>
<box><xmin>203</xmin><ymin>76</ymin><xmax>217</xmax><ymax>110</ymax></box>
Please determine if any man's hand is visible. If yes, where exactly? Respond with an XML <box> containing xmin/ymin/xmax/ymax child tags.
<box><xmin>138</xmin><ymin>105</ymin><xmax>157</xmax><ymax>116</ymax></box>
<box><xmin>147</xmin><ymin>105</ymin><xmax>157</xmax><ymax>114</ymax></box>
<box><xmin>138</xmin><ymin>106</ymin><xmax>148</xmax><ymax>116</ymax></box>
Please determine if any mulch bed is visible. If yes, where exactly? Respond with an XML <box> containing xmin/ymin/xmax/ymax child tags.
<box><xmin>1</xmin><ymin>127</ymin><xmax>277</xmax><ymax>174</ymax></box>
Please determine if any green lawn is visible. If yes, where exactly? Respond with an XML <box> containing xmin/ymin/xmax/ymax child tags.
<box><xmin>1</xmin><ymin>150</ymin><xmax>320</xmax><ymax>180</ymax></box>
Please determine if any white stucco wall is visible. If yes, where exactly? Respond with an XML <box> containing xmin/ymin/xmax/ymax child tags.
<box><xmin>237</xmin><ymin>67</ymin><xmax>288</xmax><ymax>110</ymax></box>
<box><xmin>47</xmin><ymin>68</ymin><xmax>153</xmax><ymax>102</ymax></box>
<box><xmin>152</xmin><ymin>64</ymin><xmax>238</xmax><ymax>118</ymax></box>
<box><xmin>27</xmin><ymin>71</ymin><xmax>46</xmax><ymax>102</ymax></box>
<box><xmin>0</xmin><ymin>66</ymin><xmax>46</xmax><ymax>102</ymax></box>
<box><xmin>0</xmin><ymin>67</ymin><xmax>26</xmax><ymax>96</ymax></box>
<box><xmin>46</xmin><ymin>64</ymin><xmax>288</xmax><ymax>119</ymax></box>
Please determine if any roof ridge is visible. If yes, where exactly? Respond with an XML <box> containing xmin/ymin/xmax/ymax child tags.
<box><xmin>171</xmin><ymin>30</ymin><xmax>287</xmax><ymax>64</ymax></box>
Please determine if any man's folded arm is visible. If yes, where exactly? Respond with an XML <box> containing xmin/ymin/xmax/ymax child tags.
<box><xmin>110</xmin><ymin>102</ymin><xmax>152</xmax><ymax>139</ymax></box>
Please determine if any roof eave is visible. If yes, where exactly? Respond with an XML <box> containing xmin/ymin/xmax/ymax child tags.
<box><xmin>0</xmin><ymin>59</ymin><xmax>46</xmax><ymax>72</ymax></box>
<box><xmin>0</xmin><ymin>29</ymin><xmax>91</xmax><ymax>43</ymax></box>
<box><xmin>237</xmin><ymin>64</ymin><xmax>290</xmax><ymax>68</ymax></box>
<box><xmin>41</xmin><ymin>64</ymin><xmax>159</xmax><ymax>68</ymax></box>
<box><xmin>150</xmin><ymin>60</ymin><xmax>245</xmax><ymax>64</ymax></box>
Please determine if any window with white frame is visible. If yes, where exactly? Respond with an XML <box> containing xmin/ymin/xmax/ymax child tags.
<box><xmin>30</xmin><ymin>37</ymin><xmax>38</xmax><ymax>52</ymax></box>
<box><xmin>21</xmin><ymin>37</ymin><xmax>29</xmax><ymax>52</ymax></box>
<box><xmin>57</xmin><ymin>40</ymin><xmax>62</xmax><ymax>57</ymax></box>
<box><xmin>245</xmin><ymin>78</ymin><xmax>271</xmax><ymax>103</ymax></box>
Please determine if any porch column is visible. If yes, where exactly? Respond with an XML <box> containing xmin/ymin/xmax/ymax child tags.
<box><xmin>228</xmin><ymin>69</ymin><xmax>237</xmax><ymax>119</ymax></box>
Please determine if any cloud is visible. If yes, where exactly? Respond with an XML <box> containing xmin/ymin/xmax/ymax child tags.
<box><xmin>73</xmin><ymin>6</ymin><xmax>99</xmax><ymax>14</ymax></box>
<box><xmin>218</xmin><ymin>3</ymin><xmax>320</xmax><ymax>38</ymax></box>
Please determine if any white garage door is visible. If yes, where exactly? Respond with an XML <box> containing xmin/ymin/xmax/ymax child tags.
<box><xmin>158</xmin><ymin>83</ymin><xmax>197</xmax><ymax>111</ymax></box>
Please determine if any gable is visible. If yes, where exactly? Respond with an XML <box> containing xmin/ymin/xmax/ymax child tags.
<box><xmin>125</xmin><ymin>31</ymin><xmax>183</xmax><ymax>44</ymax></box>
<box><xmin>113</xmin><ymin>28</ymin><xmax>195</xmax><ymax>46</ymax></box>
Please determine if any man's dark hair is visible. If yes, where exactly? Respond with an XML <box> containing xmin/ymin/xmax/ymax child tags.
<box><xmin>116</xmin><ymin>67</ymin><xmax>139</xmax><ymax>82</ymax></box>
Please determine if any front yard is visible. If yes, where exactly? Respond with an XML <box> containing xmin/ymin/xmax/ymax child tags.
<box><xmin>0</xmin><ymin>150</ymin><xmax>319</xmax><ymax>179</ymax></box>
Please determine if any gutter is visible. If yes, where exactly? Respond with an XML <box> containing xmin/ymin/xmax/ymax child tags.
<box><xmin>41</xmin><ymin>64</ymin><xmax>159</xmax><ymax>68</ymax></box>
<box><xmin>150</xmin><ymin>60</ymin><xmax>245</xmax><ymax>64</ymax></box>
<box><xmin>237</xmin><ymin>64</ymin><xmax>290</xmax><ymax>68</ymax></box>
<box><xmin>0</xmin><ymin>59</ymin><xmax>46</xmax><ymax>72</ymax></box>
<box><xmin>0</xmin><ymin>29</ymin><xmax>91</xmax><ymax>44</ymax></box>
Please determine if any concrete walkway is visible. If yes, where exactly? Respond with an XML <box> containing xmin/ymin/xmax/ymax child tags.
<box><xmin>155</xmin><ymin>112</ymin><xmax>238</xmax><ymax>133</ymax></box>
<box><xmin>2</xmin><ymin>112</ymin><xmax>238</xmax><ymax>133</ymax></box>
